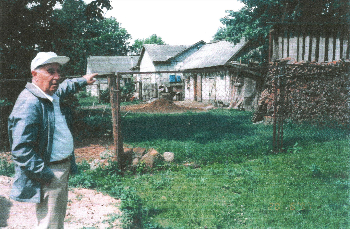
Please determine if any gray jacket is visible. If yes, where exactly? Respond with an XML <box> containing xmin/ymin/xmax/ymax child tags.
<box><xmin>8</xmin><ymin>78</ymin><xmax>87</xmax><ymax>203</ymax></box>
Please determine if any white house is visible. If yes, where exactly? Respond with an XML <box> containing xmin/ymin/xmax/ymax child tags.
<box><xmin>132</xmin><ymin>41</ymin><xmax>206</xmax><ymax>100</ymax></box>
<box><xmin>86</xmin><ymin>56</ymin><xmax>139</xmax><ymax>96</ymax></box>
<box><xmin>86</xmin><ymin>39</ymin><xmax>264</xmax><ymax>110</ymax></box>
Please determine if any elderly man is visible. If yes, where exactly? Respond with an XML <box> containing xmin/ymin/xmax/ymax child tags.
<box><xmin>8</xmin><ymin>52</ymin><xmax>97</xmax><ymax>229</ymax></box>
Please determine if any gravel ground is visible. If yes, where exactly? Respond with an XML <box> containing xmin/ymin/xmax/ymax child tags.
<box><xmin>0</xmin><ymin>176</ymin><xmax>121</xmax><ymax>229</ymax></box>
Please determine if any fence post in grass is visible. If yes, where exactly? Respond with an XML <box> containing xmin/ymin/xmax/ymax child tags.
<box><xmin>108</xmin><ymin>72</ymin><xmax>123</xmax><ymax>171</ymax></box>
<box><xmin>273</xmin><ymin>63</ymin><xmax>285</xmax><ymax>153</ymax></box>
<box><xmin>273</xmin><ymin>68</ymin><xmax>278</xmax><ymax>153</ymax></box>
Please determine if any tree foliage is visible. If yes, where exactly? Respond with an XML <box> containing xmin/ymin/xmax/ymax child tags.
<box><xmin>131</xmin><ymin>34</ymin><xmax>166</xmax><ymax>55</ymax></box>
<box><xmin>0</xmin><ymin>0</ymin><xmax>112</xmax><ymax>80</ymax></box>
<box><xmin>214</xmin><ymin>0</ymin><xmax>350</xmax><ymax>63</ymax></box>
<box><xmin>51</xmin><ymin>0</ymin><xmax>131</xmax><ymax>75</ymax></box>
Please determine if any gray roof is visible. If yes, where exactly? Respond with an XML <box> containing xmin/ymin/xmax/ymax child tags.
<box><xmin>86</xmin><ymin>56</ymin><xmax>139</xmax><ymax>74</ymax></box>
<box><xmin>180</xmin><ymin>40</ymin><xmax>247</xmax><ymax>70</ymax></box>
<box><xmin>143</xmin><ymin>44</ymin><xmax>190</xmax><ymax>62</ymax></box>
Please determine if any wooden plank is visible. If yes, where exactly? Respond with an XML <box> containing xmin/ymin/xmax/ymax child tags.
<box><xmin>283</xmin><ymin>35</ymin><xmax>288</xmax><ymax>58</ymax></box>
<box><xmin>333</xmin><ymin>30</ymin><xmax>337</xmax><ymax>61</ymax></box>
<box><xmin>340</xmin><ymin>30</ymin><xmax>344</xmax><ymax>59</ymax></box>
<box><xmin>329</xmin><ymin>37</ymin><xmax>334</xmax><ymax>61</ymax></box>
<box><xmin>289</xmin><ymin>37</ymin><xmax>298</xmax><ymax>60</ymax></box>
<box><xmin>324</xmin><ymin>32</ymin><xmax>329</xmax><ymax>62</ymax></box>
<box><xmin>319</xmin><ymin>36</ymin><xmax>326</xmax><ymax>63</ymax></box>
<box><xmin>345</xmin><ymin>36</ymin><xmax>349</xmax><ymax>59</ymax></box>
<box><xmin>297</xmin><ymin>33</ymin><xmax>300</xmax><ymax>62</ymax></box>
<box><xmin>346</xmin><ymin>33</ymin><xmax>350</xmax><ymax>59</ymax></box>
<box><xmin>315</xmin><ymin>35</ymin><xmax>320</xmax><ymax>62</ymax></box>
<box><xmin>302</xmin><ymin>34</ymin><xmax>306</xmax><ymax>61</ymax></box>
<box><xmin>311</xmin><ymin>36</ymin><xmax>317</xmax><ymax>62</ymax></box>
<box><xmin>278</xmin><ymin>36</ymin><xmax>283</xmax><ymax>59</ymax></box>
<box><xmin>335</xmin><ymin>34</ymin><xmax>341</xmax><ymax>61</ymax></box>
<box><xmin>273</xmin><ymin>33</ymin><xmax>279</xmax><ymax>61</ymax></box>
<box><xmin>287</xmin><ymin>31</ymin><xmax>290</xmax><ymax>58</ymax></box>
<box><xmin>305</xmin><ymin>36</ymin><xmax>310</xmax><ymax>61</ymax></box>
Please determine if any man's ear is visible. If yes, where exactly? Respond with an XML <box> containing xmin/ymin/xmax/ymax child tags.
<box><xmin>31</xmin><ymin>70</ymin><xmax>38</xmax><ymax>82</ymax></box>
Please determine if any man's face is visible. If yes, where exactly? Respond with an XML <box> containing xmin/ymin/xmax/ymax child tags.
<box><xmin>32</xmin><ymin>63</ymin><xmax>61</xmax><ymax>95</ymax></box>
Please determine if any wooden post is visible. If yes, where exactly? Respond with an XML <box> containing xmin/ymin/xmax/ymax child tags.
<box><xmin>97</xmin><ymin>80</ymin><xmax>101</xmax><ymax>103</ymax></box>
<box><xmin>139</xmin><ymin>81</ymin><xmax>143</xmax><ymax>101</ymax></box>
<box><xmin>108</xmin><ymin>73</ymin><xmax>123</xmax><ymax>171</ymax></box>
<box><xmin>272</xmin><ymin>74</ymin><xmax>277</xmax><ymax>153</ymax></box>
<box><xmin>115</xmin><ymin>73</ymin><xmax>124</xmax><ymax>165</ymax></box>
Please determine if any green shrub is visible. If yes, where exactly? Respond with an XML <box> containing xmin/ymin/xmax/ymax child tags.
<box><xmin>0</xmin><ymin>159</ymin><xmax>14</xmax><ymax>176</ymax></box>
<box><xmin>99</xmin><ymin>80</ymin><xmax>136</xmax><ymax>104</ymax></box>
<box><xmin>76</xmin><ymin>90</ymin><xmax>90</xmax><ymax>99</ymax></box>
<box><xmin>99</xmin><ymin>89</ymin><xmax>110</xmax><ymax>104</ymax></box>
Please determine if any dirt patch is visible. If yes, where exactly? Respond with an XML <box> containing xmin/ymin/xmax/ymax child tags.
<box><xmin>0</xmin><ymin>176</ymin><xmax>121</xmax><ymax>229</ymax></box>
<box><xmin>121</xmin><ymin>98</ymin><xmax>214</xmax><ymax>113</ymax></box>
<box><xmin>74</xmin><ymin>141</ymin><xmax>115</xmax><ymax>163</ymax></box>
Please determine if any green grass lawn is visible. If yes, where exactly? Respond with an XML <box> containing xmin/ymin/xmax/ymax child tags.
<box><xmin>117</xmin><ymin>110</ymin><xmax>349</xmax><ymax>228</ymax></box>
<box><xmin>122</xmin><ymin>140</ymin><xmax>349</xmax><ymax>228</ymax></box>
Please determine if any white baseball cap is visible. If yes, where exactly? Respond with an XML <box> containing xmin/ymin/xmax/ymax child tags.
<box><xmin>31</xmin><ymin>52</ymin><xmax>70</xmax><ymax>71</ymax></box>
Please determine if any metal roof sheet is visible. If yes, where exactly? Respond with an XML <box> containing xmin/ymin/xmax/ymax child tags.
<box><xmin>180</xmin><ymin>40</ymin><xmax>247</xmax><ymax>70</ymax></box>
<box><xmin>143</xmin><ymin>44</ymin><xmax>190</xmax><ymax>62</ymax></box>
<box><xmin>86</xmin><ymin>56</ymin><xmax>139</xmax><ymax>74</ymax></box>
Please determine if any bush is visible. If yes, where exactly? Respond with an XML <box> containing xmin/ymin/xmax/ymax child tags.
<box><xmin>99</xmin><ymin>89</ymin><xmax>110</xmax><ymax>104</ymax></box>
<box><xmin>100</xmin><ymin>80</ymin><xmax>136</xmax><ymax>103</ymax></box>
<box><xmin>76</xmin><ymin>90</ymin><xmax>90</xmax><ymax>99</ymax></box>
<box><xmin>0</xmin><ymin>159</ymin><xmax>14</xmax><ymax>176</ymax></box>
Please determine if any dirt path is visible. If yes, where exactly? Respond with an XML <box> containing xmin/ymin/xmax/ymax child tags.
<box><xmin>0</xmin><ymin>176</ymin><xmax>121</xmax><ymax>229</ymax></box>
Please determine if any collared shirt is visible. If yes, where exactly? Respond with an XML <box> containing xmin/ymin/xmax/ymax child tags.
<box><xmin>32</xmin><ymin>83</ymin><xmax>74</xmax><ymax>162</ymax></box>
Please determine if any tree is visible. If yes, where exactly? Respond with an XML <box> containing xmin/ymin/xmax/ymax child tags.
<box><xmin>131</xmin><ymin>34</ymin><xmax>166</xmax><ymax>55</ymax></box>
<box><xmin>51</xmin><ymin>0</ymin><xmax>131</xmax><ymax>75</ymax></box>
<box><xmin>0</xmin><ymin>0</ymin><xmax>112</xmax><ymax>80</ymax></box>
<box><xmin>89</xmin><ymin>18</ymin><xmax>131</xmax><ymax>56</ymax></box>
<box><xmin>214</xmin><ymin>0</ymin><xmax>350</xmax><ymax>63</ymax></box>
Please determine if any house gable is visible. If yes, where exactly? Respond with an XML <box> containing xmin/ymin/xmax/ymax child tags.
<box><xmin>140</xmin><ymin>51</ymin><xmax>156</xmax><ymax>72</ymax></box>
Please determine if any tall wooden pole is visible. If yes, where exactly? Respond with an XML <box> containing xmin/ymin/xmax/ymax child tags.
<box><xmin>272</xmin><ymin>75</ymin><xmax>277</xmax><ymax>153</ymax></box>
<box><xmin>115</xmin><ymin>73</ymin><xmax>124</xmax><ymax>166</ymax></box>
<box><xmin>108</xmin><ymin>73</ymin><xmax>123</xmax><ymax>170</ymax></box>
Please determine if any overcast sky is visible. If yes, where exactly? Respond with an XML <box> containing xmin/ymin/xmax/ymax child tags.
<box><xmin>102</xmin><ymin>0</ymin><xmax>245</xmax><ymax>45</ymax></box>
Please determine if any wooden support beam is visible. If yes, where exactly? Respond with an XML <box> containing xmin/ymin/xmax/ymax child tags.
<box><xmin>108</xmin><ymin>73</ymin><xmax>123</xmax><ymax>171</ymax></box>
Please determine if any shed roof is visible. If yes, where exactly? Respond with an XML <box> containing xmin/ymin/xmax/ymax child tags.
<box><xmin>180</xmin><ymin>40</ymin><xmax>247</xmax><ymax>70</ymax></box>
<box><xmin>143</xmin><ymin>44</ymin><xmax>190</xmax><ymax>62</ymax></box>
<box><xmin>86</xmin><ymin>56</ymin><xmax>139</xmax><ymax>74</ymax></box>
